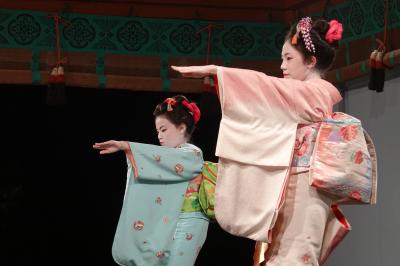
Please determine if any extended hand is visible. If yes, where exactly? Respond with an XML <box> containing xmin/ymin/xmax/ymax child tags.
<box><xmin>93</xmin><ymin>140</ymin><xmax>126</xmax><ymax>154</ymax></box>
<box><xmin>171</xmin><ymin>65</ymin><xmax>217</xmax><ymax>78</ymax></box>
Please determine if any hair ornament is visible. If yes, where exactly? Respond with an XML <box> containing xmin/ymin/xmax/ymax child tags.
<box><xmin>296</xmin><ymin>17</ymin><xmax>315</xmax><ymax>53</ymax></box>
<box><xmin>291</xmin><ymin>34</ymin><xmax>298</xmax><ymax>45</ymax></box>
<box><xmin>325</xmin><ymin>19</ymin><xmax>343</xmax><ymax>43</ymax></box>
<box><xmin>163</xmin><ymin>98</ymin><xmax>177</xmax><ymax>111</ymax></box>
<box><xmin>182</xmin><ymin>100</ymin><xmax>201</xmax><ymax>124</ymax></box>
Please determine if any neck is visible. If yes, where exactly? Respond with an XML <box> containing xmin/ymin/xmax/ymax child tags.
<box><xmin>175</xmin><ymin>140</ymin><xmax>189</xmax><ymax>148</ymax></box>
<box><xmin>305</xmin><ymin>70</ymin><xmax>322</xmax><ymax>80</ymax></box>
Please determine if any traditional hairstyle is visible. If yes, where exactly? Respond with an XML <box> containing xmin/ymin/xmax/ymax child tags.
<box><xmin>286</xmin><ymin>17</ymin><xmax>343</xmax><ymax>74</ymax></box>
<box><xmin>153</xmin><ymin>95</ymin><xmax>200</xmax><ymax>137</ymax></box>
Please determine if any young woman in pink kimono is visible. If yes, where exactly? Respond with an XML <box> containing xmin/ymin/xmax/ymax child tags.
<box><xmin>172</xmin><ymin>18</ymin><xmax>377</xmax><ymax>265</ymax></box>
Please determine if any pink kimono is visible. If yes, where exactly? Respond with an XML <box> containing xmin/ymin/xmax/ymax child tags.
<box><xmin>212</xmin><ymin>66</ymin><xmax>377</xmax><ymax>265</ymax></box>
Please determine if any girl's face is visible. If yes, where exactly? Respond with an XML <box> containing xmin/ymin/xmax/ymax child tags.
<box><xmin>155</xmin><ymin>115</ymin><xmax>187</xmax><ymax>148</ymax></box>
<box><xmin>280</xmin><ymin>40</ymin><xmax>316</xmax><ymax>81</ymax></box>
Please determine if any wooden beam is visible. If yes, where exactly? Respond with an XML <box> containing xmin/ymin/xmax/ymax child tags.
<box><xmin>230</xmin><ymin>59</ymin><xmax>282</xmax><ymax>77</ymax></box>
<box><xmin>64</xmin><ymin>0</ymin><xmax>292</xmax><ymax>10</ymax></box>
<box><xmin>326</xmin><ymin>49</ymin><xmax>400</xmax><ymax>84</ymax></box>
<box><xmin>0</xmin><ymin>48</ymin><xmax>32</xmax><ymax>70</ymax></box>
<box><xmin>0</xmin><ymin>70</ymin><xmax>32</xmax><ymax>84</ymax></box>
<box><xmin>170</xmin><ymin>78</ymin><xmax>203</xmax><ymax>93</ymax></box>
<box><xmin>39</xmin><ymin>51</ymin><xmax>97</xmax><ymax>73</ymax></box>
<box><xmin>106</xmin><ymin>75</ymin><xmax>163</xmax><ymax>91</ymax></box>
<box><xmin>0</xmin><ymin>0</ymin><xmax>348</xmax><ymax>23</ymax></box>
<box><xmin>105</xmin><ymin>54</ymin><xmax>160</xmax><ymax>77</ymax></box>
<box><xmin>1</xmin><ymin>46</ymin><xmax>400</xmax><ymax>92</ymax></box>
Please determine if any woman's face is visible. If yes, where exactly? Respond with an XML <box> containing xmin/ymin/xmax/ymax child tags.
<box><xmin>155</xmin><ymin>115</ymin><xmax>187</xmax><ymax>148</ymax></box>
<box><xmin>280</xmin><ymin>40</ymin><xmax>315</xmax><ymax>81</ymax></box>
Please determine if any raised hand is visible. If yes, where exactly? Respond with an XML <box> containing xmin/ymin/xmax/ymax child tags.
<box><xmin>171</xmin><ymin>65</ymin><xmax>217</xmax><ymax>78</ymax></box>
<box><xmin>93</xmin><ymin>140</ymin><xmax>128</xmax><ymax>154</ymax></box>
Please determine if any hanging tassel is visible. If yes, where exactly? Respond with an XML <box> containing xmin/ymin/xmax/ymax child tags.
<box><xmin>46</xmin><ymin>66</ymin><xmax>66</xmax><ymax>106</ymax></box>
<box><xmin>369</xmin><ymin>0</ymin><xmax>389</xmax><ymax>93</ymax></box>
<box><xmin>46</xmin><ymin>14</ymin><xmax>70</xmax><ymax>105</ymax></box>
<box><xmin>202</xmin><ymin>76</ymin><xmax>216</xmax><ymax>93</ymax></box>
<box><xmin>375</xmin><ymin>50</ymin><xmax>385</xmax><ymax>93</ymax></box>
<box><xmin>368</xmin><ymin>50</ymin><xmax>377</xmax><ymax>91</ymax></box>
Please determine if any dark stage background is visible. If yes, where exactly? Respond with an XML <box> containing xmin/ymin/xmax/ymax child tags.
<box><xmin>0</xmin><ymin>85</ymin><xmax>254</xmax><ymax>266</ymax></box>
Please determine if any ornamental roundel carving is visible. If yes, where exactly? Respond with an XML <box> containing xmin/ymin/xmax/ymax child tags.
<box><xmin>117</xmin><ymin>20</ymin><xmax>149</xmax><ymax>51</ymax></box>
<box><xmin>170</xmin><ymin>24</ymin><xmax>201</xmax><ymax>54</ymax></box>
<box><xmin>63</xmin><ymin>17</ymin><xmax>96</xmax><ymax>48</ymax></box>
<box><xmin>8</xmin><ymin>14</ymin><xmax>41</xmax><ymax>45</ymax></box>
<box><xmin>223</xmin><ymin>26</ymin><xmax>254</xmax><ymax>56</ymax></box>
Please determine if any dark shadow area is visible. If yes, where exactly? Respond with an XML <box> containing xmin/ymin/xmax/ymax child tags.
<box><xmin>0</xmin><ymin>85</ymin><xmax>254</xmax><ymax>266</ymax></box>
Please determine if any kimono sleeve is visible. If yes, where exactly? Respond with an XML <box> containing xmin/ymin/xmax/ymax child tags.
<box><xmin>292</xmin><ymin>78</ymin><xmax>343</xmax><ymax>123</ymax></box>
<box><xmin>213</xmin><ymin>66</ymin><xmax>342</xmax><ymax>166</ymax></box>
<box><xmin>126</xmin><ymin>142</ymin><xmax>203</xmax><ymax>182</ymax></box>
<box><xmin>215</xmin><ymin>66</ymin><xmax>342</xmax><ymax>123</ymax></box>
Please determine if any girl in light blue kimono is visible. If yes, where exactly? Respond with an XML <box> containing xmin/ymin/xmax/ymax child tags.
<box><xmin>93</xmin><ymin>95</ymin><xmax>209</xmax><ymax>266</ymax></box>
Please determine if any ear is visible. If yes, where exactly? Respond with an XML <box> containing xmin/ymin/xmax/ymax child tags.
<box><xmin>178</xmin><ymin>123</ymin><xmax>187</xmax><ymax>134</ymax></box>
<box><xmin>307</xmin><ymin>56</ymin><xmax>317</xmax><ymax>69</ymax></box>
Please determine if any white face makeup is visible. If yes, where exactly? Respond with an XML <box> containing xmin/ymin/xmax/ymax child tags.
<box><xmin>155</xmin><ymin>115</ymin><xmax>187</xmax><ymax>148</ymax></box>
<box><xmin>281</xmin><ymin>40</ymin><xmax>316</xmax><ymax>81</ymax></box>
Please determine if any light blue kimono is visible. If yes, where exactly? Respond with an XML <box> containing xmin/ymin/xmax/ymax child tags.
<box><xmin>112</xmin><ymin>142</ymin><xmax>209</xmax><ymax>266</ymax></box>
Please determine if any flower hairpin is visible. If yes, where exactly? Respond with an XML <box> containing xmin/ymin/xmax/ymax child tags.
<box><xmin>292</xmin><ymin>17</ymin><xmax>343</xmax><ymax>53</ymax></box>
<box><xmin>163</xmin><ymin>98</ymin><xmax>177</xmax><ymax>111</ymax></box>
<box><xmin>297</xmin><ymin>17</ymin><xmax>315</xmax><ymax>53</ymax></box>
<box><xmin>325</xmin><ymin>20</ymin><xmax>343</xmax><ymax>43</ymax></box>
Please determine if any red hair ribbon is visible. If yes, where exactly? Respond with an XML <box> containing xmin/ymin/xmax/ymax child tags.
<box><xmin>182</xmin><ymin>100</ymin><xmax>201</xmax><ymax>124</ymax></box>
<box><xmin>163</xmin><ymin>98</ymin><xmax>177</xmax><ymax>111</ymax></box>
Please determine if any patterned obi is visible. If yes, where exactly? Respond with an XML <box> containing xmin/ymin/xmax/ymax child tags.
<box><xmin>181</xmin><ymin>174</ymin><xmax>203</xmax><ymax>213</ymax></box>
<box><xmin>291</xmin><ymin>123</ymin><xmax>320</xmax><ymax>168</ymax></box>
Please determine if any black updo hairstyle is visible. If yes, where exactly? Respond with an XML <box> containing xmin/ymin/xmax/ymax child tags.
<box><xmin>153</xmin><ymin>95</ymin><xmax>197</xmax><ymax>138</ymax></box>
<box><xmin>285</xmin><ymin>18</ymin><xmax>340</xmax><ymax>74</ymax></box>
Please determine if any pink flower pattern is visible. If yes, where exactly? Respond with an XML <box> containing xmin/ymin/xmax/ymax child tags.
<box><xmin>340</xmin><ymin>125</ymin><xmax>358</xmax><ymax>141</ymax></box>
<box><xmin>310</xmin><ymin>113</ymin><xmax>374</xmax><ymax>204</ymax></box>
<box><xmin>294</xmin><ymin>138</ymin><xmax>309</xmax><ymax>157</ymax></box>
<box><xmin>133</xmin><ymin>220</ymin><xmax>144</xmax><ymax>231</ymax></box>
<box><xmin>354</xmin><ymin>150</ymin><xmax>364</xmax><ymax>164</ymax></box>
<box><xmin>301</xmin><ymin>253</ymin><xmax>312</xmax><ymax>264</ymax></box>
<box><xmin>116</xmin><ymin>143</ymin><xmax>208</xmax><ymax>265</ymax></box>
<box><xmin>155</xmin><ymin>196</ymin><xmax>162</xmax><ymax>205</ymax></box>
<box><xmin>153</xmin><ymin>155</ymin><xmax>161</xmax><ymax>162</ymax></box>
<box><xmin>318</xmin><ymin>126</ymin><xmax>332</xmax><ymax>141</ymax></box>
<box><xmin>350</xmin><ymin>190</ymin><xmax>362</xmax><ymax>201</ymax></box>
<box><xmin>292</xmin><ymin>124</ymin><xmax>319</xmax><ymax>167</ymax></box>
<box><xmin>175</xmin><ymin>164</ymin><xmax>184</xmax><ymax>174</ymax></box>
<box><xmin>155</xmin><ymin>251</ymin><xmax>166</xmax><ymax>259</ymax></box>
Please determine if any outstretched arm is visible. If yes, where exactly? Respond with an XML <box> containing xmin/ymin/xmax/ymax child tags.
<box><xmin>92</xmin><ymin>140</ymin><xmax>130</xmax><ymax>154</ymax></box>
<box><xmin>127</xmin><ymin>142</ymin><xmax>203</xmax><ymax>182</ymax></box>
<box><xmin>93</xmin><ymin>140</ymin><xmax>138</xmax><ymax>177</ymax></box>
<box><xmin>171</xmin><ymin>65</ymin><xmax>217</xmax><ymax>78</ymax></box>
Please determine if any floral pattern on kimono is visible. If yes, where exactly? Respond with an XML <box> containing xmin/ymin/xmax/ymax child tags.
<box><xmin>211</xmin><ymin>66</ymin><xmax>378</xmax><ymax>265</ymax></box>
<box><xmin>291</xmin><ymin>123</ymin><xmax>320</xmax><ymax>167</ymax></box>
<box><xmin>309</xmin><ymin>112</ymin><xmax>378</xmax><ymax>204</ymax></box>
<box><xmin>112</xmin><ymin>142</ymin><xmax>209</xmax><ymax>266</ymax></box>
<box><xmin>212</xmin><ymin>66</ymin><xmax>342</xmax><ymax>242</ymax></box>
<box><xmin>181</xmin><ymin>174</ymin><xmax>203</xmax><ymax>213</ymax></box>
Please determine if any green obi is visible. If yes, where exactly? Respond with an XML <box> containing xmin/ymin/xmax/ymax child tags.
<box><xmin>198</xmin><ymin>161</ymin><xmax>218</xmax><ymax>219</ymax></box>
<box><xmin>181</xmin><ymin>161</ymin><xmax>218</xmax><ymax>220</ymax></box>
